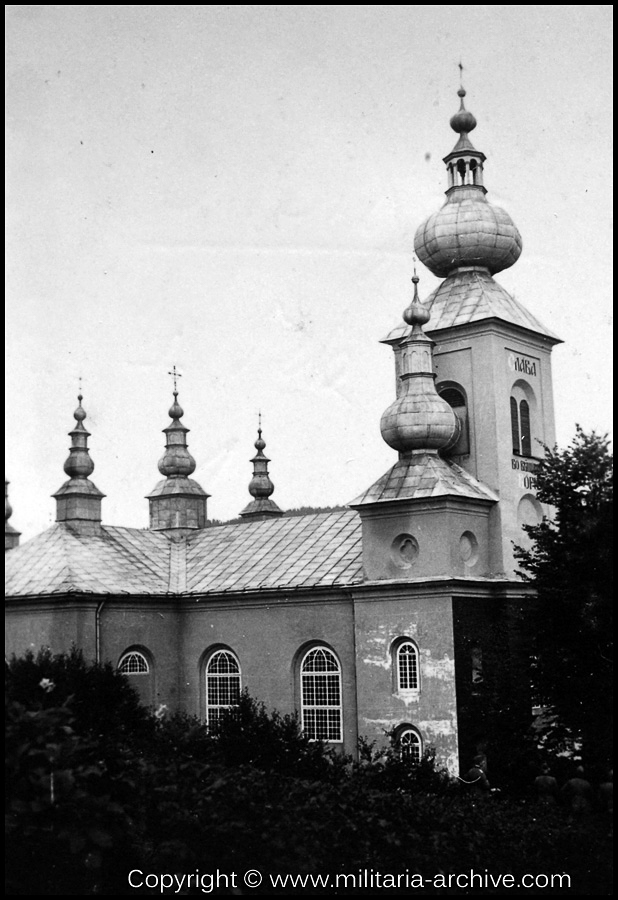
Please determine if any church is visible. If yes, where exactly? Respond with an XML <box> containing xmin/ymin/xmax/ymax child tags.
<box><xmin>5</xmin><ymin>88</ymin><xmax>561</xmax><ymax>775</ymax></box>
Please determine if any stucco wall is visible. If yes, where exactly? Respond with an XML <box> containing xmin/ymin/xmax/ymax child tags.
<box><xmin>352</xmin><ymin>589</ymin><xmax>459</xmax><ymax>774</ymax></box>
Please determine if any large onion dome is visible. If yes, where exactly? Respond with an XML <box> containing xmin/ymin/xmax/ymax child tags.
<box><xmin>414</xmin><ymin>88</ymin><xmax>522</xmax><ymax>278</ymax></box>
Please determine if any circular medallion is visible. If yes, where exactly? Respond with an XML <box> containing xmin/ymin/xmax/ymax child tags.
<box><xmin>390</xmin><ymin>533</ymin><xmax>419</xmax><ymax>569</ymax></box>
<box><xmin>459</xmin><ymin>531</ymin><xmax>479</xmax><ymax>567</ymax></box>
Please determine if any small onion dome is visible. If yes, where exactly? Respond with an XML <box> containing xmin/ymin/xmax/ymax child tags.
<box><xmin>449</xmin><ymin>88</ymin><xmax>477</xmax><ymax>135</ymax></box>
<box><xmin>158</xmin><ymin>446</ymin><xmax>197</xmax><ymax>477</ymax></box>
<box><xmin>414</xmin><ymin>191</ymin><xmax>522</xmax><ymax>278</ymax></box>
<box><xmin>403</xmin><ymin>274</ymin><xmax>431</xmax><ymax>327</ymax></box>
<box><xmin>63</xmin><ymin>394</ymin><xmax>95</xmax><ymax>479</ymax></box>
<box><xmin>158</xmin><ymin>390</ymin><xmax>197</xmax><ymax>477</ymax></box>
<box><xmin>248</xmin><ymin>428</ymin><xmax>275</xmax><ymax>499</ymax></box>
<box><xmin>249</xmin><ymin>471</ymin><xmax>275</xmax><ymax>499</ymax></box>
<box><xmin>168</xmin><ymin>393</ymin><xmax>184</xmax><ymax>419</ymax></box>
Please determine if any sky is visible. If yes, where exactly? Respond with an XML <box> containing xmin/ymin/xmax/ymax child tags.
<box><xmin>6</xmin><ymin>5</ymin><xmax>613</xmax><ymax>539</ymax></box>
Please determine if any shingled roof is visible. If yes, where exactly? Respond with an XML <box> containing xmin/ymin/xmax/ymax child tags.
<box><xmin>5</xmin><ymin>510</ymin><xmax>363</xmax><ymax>598</ymax></box>
<box><xmin>383</xmin><ymin>268</ymin><xmax>561</xmax><ymax>344</ymax></box>
<box><xmin>349</xmin><ymin>453</ymin><xmax>498</xmax><ymax>506</ymax></box>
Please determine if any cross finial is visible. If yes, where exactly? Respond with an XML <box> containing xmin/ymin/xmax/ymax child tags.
<box><xmin>258</xmin><ymin>410</ymin><xmax>262</xmax><ymax>434</ymax></box>
<box><xmin>168</xmin><ymin>365</ymin><xmax>182</xmax><ymax>392</ymax></box>
<box><xmin>458</xmin><ymin>60</ymin><xmax>464</xmax><ymax>86</ymax></box>
<box><xmin>78</xmin><ymin>375</ymin><xmax>83</xmax><ymax>398</ymax></box>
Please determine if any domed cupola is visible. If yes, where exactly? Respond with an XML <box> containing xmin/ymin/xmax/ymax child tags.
<box><xmin>146</xmin><ymin>369</ymin><xmax>210</xmax><ymax>537</ymax></box>
<box><xmin>380</xmin><ymin>274</ymin><xmax>460</xmax><ymax>454</ymax></box>
<box><xmin>414</xmin><ymin>87</ymin><xmax>522</xmax><ymax>278</ymax></box>
<box><xmin>239</xmin><ymin>417</ymin><xmax>284</xmax><ymax>520</ymax></box>
<box><xmin>52</xmin><ymin>393</ymin><xmax>106</xmax><ymax>532</ymax></box>
<box><xmin>157</xmin><ymin>391</ymin><xmax>197</xmax><ymax>477</ymax></box>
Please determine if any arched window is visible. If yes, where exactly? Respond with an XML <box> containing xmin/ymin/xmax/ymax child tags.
<box><xmin>300</xmin><ymin>647</ymin><xmax>342</xmax><ymax>742</ymax></box>
<box><xmin>510</xmin><ymin>396</ymin><xmax>520</xmax><ymax>455</ymax></box>
<box><xmin>397</xmin><ymin>727</ymin><xmax>423</xmax><ymax>763</ymax></box>
<box><xmin>205</xmin><ymin>650</ymin><xmax>241</xmax><ymax>730</ymax></box>
<box><xmin>396</xmin><ymin>641</ymin><xmax>420</xmax><ymax>692</ymax></box>
<box><xmin>511</xmin><ymin>394</ymin><xmax>533</xmax><ymax>457</ymax></box>
<box><xmin>520</xmin><ymin>400</ymin><xmax>531</xmax><ymax>457</ymax></box>
<box><xmin>438</xmin><ymin>384</ymin><xmax>470</xmax><ymax>456</ymax></box>
<box><xmin>117</xmin><ymin>648</ymin><xmax>154</xmax><ymax>706</ymax></box>
<box><xmin>118</xmin><ymin>650</ymin><xmax>149</xmax><ymax>674</ymax></box>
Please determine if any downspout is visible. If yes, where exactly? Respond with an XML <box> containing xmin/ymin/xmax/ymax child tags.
<box><xmin>95</xmin><ymin>599</ymin><xmax>106</xmax><ymax>664</ymax></box>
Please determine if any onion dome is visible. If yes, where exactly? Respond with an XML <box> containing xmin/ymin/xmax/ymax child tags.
<box><xmin>414</xmin><ymin>88</ymin><xmax>522</xmax><ymax>278</ymax></box>
<box><xmin>146</xmin><ymin>379</ymin><xmax>209</xmax><ymax>534</ymax></box>
<box><xmin>240</xmin><ymin>419</ymin><xmax>284</xmax><ymax>519</ymax></box>
<box><xmin>53</xmin><ymin>393</ymin><xmax>105</xmax><ymax>529</ymax></box>
<box><xmin>5</xmin><ymin>479</ymin><xmax>21</xmax><ymax>550</ymax></box>
<box><xmin>63</xmin><ymin>394</ymin><xmax>95</xmax><ymax>478</ymax></box>
<box><xmin>380</xmin><ymin>275</ymin><xmax>460</xmax><ymax>454</ymax></box>
<box><xmin>157</xmin><ymin>391</ymin><xmax>197</xmax><ymax>477</ymax></box>
<box><xmin>450</xmin><ymin>87</ymin><xmax>477</xmax><ymax>135</ymax></box>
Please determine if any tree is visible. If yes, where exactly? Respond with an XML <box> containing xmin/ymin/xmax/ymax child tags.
<box><xmin>6</xmin><ymin>645</ymin><xmax>155</xmax><ymax>745</ymax></box>
<box><xmin>514</xmin><ymin>426</ymin><xmax>613</xmax><ymax>772</ymax></box>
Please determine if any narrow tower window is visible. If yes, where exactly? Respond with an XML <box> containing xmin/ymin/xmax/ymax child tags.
<box><xmin>300</xmin><ymin>647</ymin><xmax>342</xmax><ymax>742</ymax></box>
<box><xmin>520</xmin><ymin>400</ymin><xmax>531</xmax><ymax>457</ymax></box>
<box><xmin>510</xmin><ymin>396</ymin><xmax>520</xmax><ymax>455</ymax></box>
<box><xmin>438</xmin><ymin>385</ymin><xmax>470</xmax><ymax>456</ymax></box>
<box><xmin>511</xmin><ymin>395</ymin><xmax>533</xmax><ymax>457</ymax></box>
<box><xmin>206</xmin><ymin>650</ymin><xmax>241</xmax><ymax>731</ymax></box>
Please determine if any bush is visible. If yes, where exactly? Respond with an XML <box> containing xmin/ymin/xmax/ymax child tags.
<box><xmin>6</xmin><ymin>646</ymin><xmax>154</xmax><ymax>746</ymax></box>
<box><xmin>5</xmin><ymin>650</ymin><xmax>613</xmax><ymax>895</ymax></box>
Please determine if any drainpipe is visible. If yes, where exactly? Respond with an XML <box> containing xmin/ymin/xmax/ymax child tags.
<box><xmin>95</xmin><ymin>599</ymin><xmax>106</xmax><ymax>664</ymax></box>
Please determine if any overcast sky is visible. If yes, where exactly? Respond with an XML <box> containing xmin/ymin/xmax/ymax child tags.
<box><xmin>6</xmin><ymin>5</ymin><xmax>613</xmax><ymax>539</ymax></box>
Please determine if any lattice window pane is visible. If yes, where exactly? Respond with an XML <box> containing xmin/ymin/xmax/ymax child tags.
<box><xmin>301</xmin><ymin>648</ymin><xmax>342</xmax><ymax>742</ymax></box>
<box><xmin>118</xmin><ymin>652</ymin><xmax>149</xmax><ymax>674</ymax></box>
<box><xmin>206</xmin><ymin>651</ymin><xmax>241</xmax><ymax>730</ymax></box>
<box><xmin>398</xmin><ymin>643</ymin><xmax>419</xmax><ymax>691</ymax></box>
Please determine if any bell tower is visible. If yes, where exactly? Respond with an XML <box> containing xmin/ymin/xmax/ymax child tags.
<box><xmin>383</xmin><ymin>87</ymin><xmax>562</xmax><ymax>575</ymax></box>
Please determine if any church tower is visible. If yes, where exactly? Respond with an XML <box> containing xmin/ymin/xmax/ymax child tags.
<box><xmin>383</xmin><ymin>87</ymin><xmax>561</xmax><ymax>575</ymax></box>
<box><xmin>146</xmin><ymin>373</ymin><xmax>210</xmax><ymax>538</ymax></box>
<box><xmin>351</xmin><ymin>272</ymin><xmax>498</xmax><ymax>581</ymax></box>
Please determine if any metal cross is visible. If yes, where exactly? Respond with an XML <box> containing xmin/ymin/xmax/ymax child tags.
<box><xmin>168</xmin><ymin>366</ymin><xmax>182</xmax><ymax>392</ymax></box>
<box><xmin>458</xmin><ymin>61</ymin><xmax>464</xmax><ymax>86</ymax></box>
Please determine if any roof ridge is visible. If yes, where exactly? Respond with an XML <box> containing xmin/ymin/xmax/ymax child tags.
<box><xmin>168</xmin><ymin>540</ymin><xmax>187</xmax><ymax>592</ymax></box>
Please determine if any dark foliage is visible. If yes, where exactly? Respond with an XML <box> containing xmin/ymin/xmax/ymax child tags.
<box><xmin>6</xmin><ymin>646</ymin><xmax>155</xmax><ymax>746</ymax></box>
<box><xmin>514</xmin><ymin>427</ymin><xmax>613</xmax><ymax>773</ymax></box>
<box><xmin>5</xmin><ymin>649</ymin><xmax>613</xmax><ymax>895</ymax></box>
